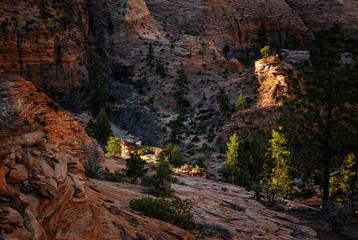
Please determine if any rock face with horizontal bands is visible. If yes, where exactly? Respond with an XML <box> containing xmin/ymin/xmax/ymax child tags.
<box><xmin>0</xmin><ymin>0</ymin><xmax>89</xmax><ymax>99</ymax></box>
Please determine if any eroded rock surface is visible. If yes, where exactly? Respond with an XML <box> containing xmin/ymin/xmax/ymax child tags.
<box><xmin>0</xmin><ymin>76</ymin><xmax>99</xmax><ymax>239</ymax></box>
<box><xmin>53</xmin><ymin>156</ymin><xmax>318</xmax><ymax>240</ymax></box>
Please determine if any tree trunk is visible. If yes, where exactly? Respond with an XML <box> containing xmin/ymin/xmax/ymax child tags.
<box><xmin>322</xmin><ymin>159</ymin><xmax>330</xmax><ymax>210</ymax></box>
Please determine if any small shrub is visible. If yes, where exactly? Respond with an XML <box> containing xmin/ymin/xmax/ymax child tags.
<box><xmin>260</xmin><ymin>45</ymin><xmax>271</xmax><ymax>59</ymax></box>
<box><xmin>107</xmin><ymin>172</ymin><xmax>123</xmax><ymax>183</ymax></box>
<box><xmin>138</xmin><ymin>148</ymin><xmax>147</xmax><ymax>156</ymax></box>
<box><xmin>83</xmin><ymin>143</ymin><xmax>103</xmax><ymax>179</ymax></box>
<box><xmin>192</xmin><ymin>136</ymin><xmax>200</xmax><ymax>142</ymax></box>
<box><xmin>140</xmin><ymin>175</ymin><xmax>155</xmax><ymax>187</ymax></box>
<box><xmin>130</xmin><ymin>197</ymin><xmax>197</xmax><ymax>230</ymax></box>
<box><xmin>252</xmin><ymin>180</ymin><xmax>282</xmax><ymax>208</ymax></box>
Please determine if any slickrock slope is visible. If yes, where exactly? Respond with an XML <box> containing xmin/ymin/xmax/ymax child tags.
<box><xmin>0</xmin><ymin>76</ymin><xmax>99</xmax><ymax>239</ymax></box>
<box><xmin>53</xmin><ymin>157</ymin><xmax>318</xmax><ymax>240</ymax></box>
<box><xmin>0</xmin><ymin>0</ymin><xmax>89</xmax><ymax>99</ymax></box>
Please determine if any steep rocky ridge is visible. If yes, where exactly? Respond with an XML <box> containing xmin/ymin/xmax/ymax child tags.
<box><xmin>0</xmin><ymin>0</ymin><xmax>89</xmax><ymax>99</ymax></box>
<box><xmin>0</xmin><ymin>76</ymin><xmax>99</xmax><ymax>239</ymax></box>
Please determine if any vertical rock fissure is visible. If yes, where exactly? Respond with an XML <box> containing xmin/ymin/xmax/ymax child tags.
<box><xmin>283</xmin><ymin>0</ymin><xmax>316</xmax><ymax>37</ymax></box>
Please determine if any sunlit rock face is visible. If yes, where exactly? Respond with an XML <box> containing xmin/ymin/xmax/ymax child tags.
<box><xmin>0</xmin><ymin>0</ymin><xmax>89</xmax><ymax>99</ymax></box>
<box><xmin>0</xmin><ymin>76</ymin><xmax>100</xmax><ymax>239</ymax></box>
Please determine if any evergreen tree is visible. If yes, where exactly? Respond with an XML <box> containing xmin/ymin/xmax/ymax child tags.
<box><xmin>152</xmin><ymin>154</ymin><xmax>175</xmax><ymax>189</ymax></box>
<box><xmin>257</xmin><ymin>23</ymin><xmax>268</xmax><ymax>48</ymax></box>
<box><xmin>269</xmin><ymin>127</ymin><xmax>293</xmax><ymax>199</ymax></box>
<box><xmin>279</xmin><ymin>23</ymin><xmax>358</xmax><ymax>208</ymax></box>
<box><xmin>196</xmin><ymin>156</ymin><xmax>207</xmax><ymax>169</ymax></box>
<box><xmin>146</xmin><ymin>44</ymin><xmax>154</xmax><ymax>66</ymax></box>
<box><xmin>85</xmin><ymin>108</ymin><xmax>113</xmax><ymax>146</ymax></box>
<box><xmin>174</xmin><ymin>69</ymin><xmax>190</xmax><ymax>110</ymax></box>
<box><xmin>330</xmin><ymin>153</ymin><xmax>357</xmax><ymax>206</ymax></box>
<box><xmin>87</xmin><ymin>47</ymin><xmax>114</xmax><ymax>116</ymax></box>
<box><xmin>217</xmin><ymin>88</ymin><xmax>230</xmax><ymax>116</ymax></box>
<box><xmin>105</xmin><ymin>137</ymin><xmax>122</xmax><ymax>156</ymax></box>
<box><xmin>166</xmin><ymin>144</ymin><xmax>183</xmax><ymax>167</ymax></box>
<box><xmin>126</xmin><ymin>152</ymin><xmax>148</xmax><ymax>182</ymax></box>
<box><xmin>225</xmin><ymin>133</ymin><xmax>240</xmax><ymax>182</ymax></box>
<box><xmin>222</xmin><ymin>43</ymin><xmax>230</xmax><ymax>58</ymax></box>
<box><xmin>225</xmin><ymin>129</ymin><xmax>271</xmax><ymax>188</ymax></box>
<box><xmin>235</xmin><ymin>93</ymin><xmax>248</xmax><ymax>110</ymax></box>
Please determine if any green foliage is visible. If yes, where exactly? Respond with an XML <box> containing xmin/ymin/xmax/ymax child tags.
<box><xmin>125</xmin><ymin>152</ymin><xmax>148</xmax><ymax>182</ymax></box>
<box><xmin>257</xmin><ymin>23</ymin><xmax>268</xmax><ymax>48</ymax></box>
<box><xmin>260</xmin><ymin>45</ymin><xmax>271</xmax><ymax>59</ymax></box>
<box><xmin>279</xmin><ymin>23</ymin><xmax>358</xmax><ymax>207</ymax></box>
<box><xmin>107</xmin><ymin>172</ymin><xmax>123</xmax><ymax>183</ymax></box>
<box><xmin>155</xmin><ymin>59</ymin><xmax>167</xmax><ymax>78</ymax></box>
<box><xmin>225</xmin><ymin>133</ymin><xmax>240</xmax><ymax>176</ymax></box>
<box><xmin>85</xmin><ymin>108</ymin><xmax>113</xmax><ymax>146</ymax></box>
<box><xmin>222</xmin><ymin>43</ymin><xmax>230</xmax><ymax>58</ymax></box>
<box><xmin>225</xmin><ymin>129</ymin><xmax>271</xmax><ymax>188</ymax></box>
<box><xmin>216</xmin><ymin>88</ymin><xmax>230</xmax><ymax>116</ymax></box>
<box><xmin>138</xmin><ymin>148</ymin><xmax>147</xmax><ymax>156</ymax></box>
<box><xmin>174</xmin><ymin>69</ymin><xmax>190</xmax><ymax>110</ymax></box>
<box><xmin>269</xmin><ymin>127</ymin><xmax>293</xmax><ymax>199</ymax></box>
<box><xmin>192</xmin><ymin>136</ymin><xmax>200</xmax><ymax>142</ymax></box>
<box><xmin>105</xmin><ymin>137</ymin><xmax>122</xmax><ymax>156</ymax></box>
<box><xmin>330</xmin><ymin>153</ymin><xmax>358</xmax><ymax>207</ymax></box>
<box><xmin>130</xmin><ymin>197</ymin><xmax>197</xmax><ymax>230</ymax></box>
<box><xmin>196</xmin><ymin>156</ymin><xmax>207</xmax><ymax>169</ymax></box>
<box><xmin>87</xmin><ymin>47</ymin><xmax>114</xmax><ymax>116</ymax></box>
<box><xmin>146</xmin><ymin>44</ymin><xmax>154</xmax><ymax>65</ymax></box>
<box><xmin>112</xmin><ymin>63</ymin><xmax>134</xmax><ymax>84</ymax></box>
<box><xmin>151</xmin><ymin>154</ymin><xmax>175</xmax><ymax>190</ymax></box>
<box><xmin>166</xmin><ymin>144</ymin><xmax>183</xmax><ymax>167</ymax></box>
<box><xmin>235</xmin><ymin>93</ymin><xmax>248</xmax><ymax>111</ymax></box>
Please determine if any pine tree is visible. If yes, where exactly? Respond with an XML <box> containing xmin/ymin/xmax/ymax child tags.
<box><xmin>330</xmin><ymin>153</ymin><xmax>357</xmax><ymax>206</ymax></box>
<box><xmin>166</xmin><ymin>144</ymin><xmax>183</xmax><ymax>167</ymax></box>
<box><xmin>225</xmin><ymin>129</ymin><xmax>271</xmax><ymax>187</ymax></box>
<box><xmin>225</xmin><ymin>133</ymin><xmax>240</xmax><ymax>182</ymax></box>
<box><xmin>174</xmin><ymin>69</ymin><xmax>190</xmax><ymax>110</ymax></box>
<box><xmin>146</xmin><ymin>44</ymin><xmax>154</xmax><ymax>66</ymax></box>
<box><xmin>85</xmin><ymin>108</ymin><xmax>113</xmax><ymax>146</ymax></box>
<box><xmin>235</xmin><ymin>93</ymin><xmax>248</xmax><ymax>110</ymax></box>
<box><xmin>105</xmin><ymin>137</ymin><xmax>122</xmax><ymax>156</ymax></box>
<box><xmin>126</xmin><ymin>152</ymin><xmax>148</xmax><ymax>182</ymax></box>
<box><xmin>279</xmin><ymin>23</ymin><xmax>358</xmax><ymax>208</ymax></box>
<box><xmin>222</xmin><ymin>43</ymin><xmax>230</xmax><ymax>58</ymax></box>
<box><xmin>87</xmin><ymin>47</ymin><xmax>114</xmax><ymax>116</ymax></box>
<box><xmin>269</xmin><ymin>127</ymin><xmax>293</xmax><ymax>199</ymax></box>
<box><xmin>217</xmin><ymin>88</ymin><xmax>230</xmax><ymax>116</ymax></box>
<box><xmin>152</xmin><ymin>154</ymin><xmax>174</xmax><ymax>189</ymax></box>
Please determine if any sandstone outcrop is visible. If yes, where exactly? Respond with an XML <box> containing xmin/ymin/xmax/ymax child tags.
<box><xmin>0</xmin><ymin>76</ymin><xmax>99</xmax><ymax>239</ymax></box>
<box><xmin>51</xmin><ymin>157</ymin><xmax>317</xmax><ymax>239</ymax></box>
